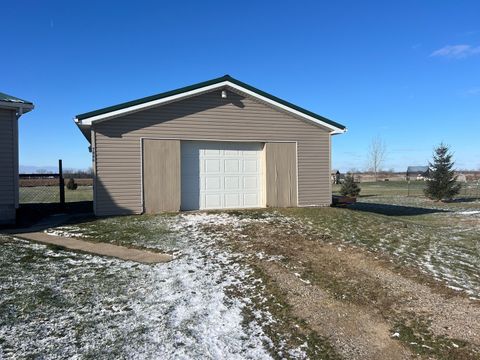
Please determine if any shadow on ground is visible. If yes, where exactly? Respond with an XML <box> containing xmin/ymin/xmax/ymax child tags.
<box><xmin>17</xmin><ymin>201</ymin><xmax>93</xmax><ymax>224</ymax></box>
<box><xmin>350</xmin><ymin>202</ymin><xmax>449</xmax><ymax>216</ymax></box>
<box><xmin>445</xmin><ymin>197</ymin><xmax>480</xmax><ymax>204</ymax></box>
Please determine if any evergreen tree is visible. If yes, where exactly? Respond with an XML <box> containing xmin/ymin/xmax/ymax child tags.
<box><xmin>66</xmin><ymin>178</ymin><xmax>78</xmax><ymax>190</ymax></box>
<box><xmin>424</xmin><ymin>143</ymin><xmax>461</xmax><ymax>201</ymax></box>
<box><xmin>340</xmin><ymin>173</ymin><xmax>361</xmax><ymax>197</ymax></box>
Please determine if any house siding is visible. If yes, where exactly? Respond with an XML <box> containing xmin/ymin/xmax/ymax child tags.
<box><xmin>93</xmin><ymin>89</ymin><xmax>332</xmax><ymax>216</ymax></box>
<box><xmin>0</xmin><ymin>108</ymin><xmax>16</xmax><ymax>223</ymax></box>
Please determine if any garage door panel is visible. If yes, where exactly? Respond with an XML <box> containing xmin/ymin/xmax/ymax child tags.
<box><xmin>244</xmin><ymin>176</ymin><xmax>258</xmax><ymax>189</ymax></box>
<box><xmin>181</xmin><ymin>141</ymin><xmax>264</xmax><ymax>210</ymax></box>
<box><xmin>243</xmin><ymin>150</ymin><xmax>259</xmax><ymax>157</ymax></box>
<box><xmin>225</xmin><ymin>176</ymin><xmax>240</xmax><ymax>190</ymax></box>
<box><xmin>204</xmin><ymin>159</ymin><xmax>221</xmax><ymax>173</ymax></box>
<box><xmin>244</xmin><ymin>159</ymin><xmax>259</xmax><ymax>173</ymax></box>
<box><xmin>244</xmin><ymin>193</ymin><xmax>260</xmax><ymax>207</ymax></box>
<box><xmin>205</xmin><ymin>177</ymin><xmax>221</xmax><ymax>190</ymax></box>
<box><xmin>204</xmin><ymin>149</ymin><xmax>221</xmax><ymax>156</ymax></box>
<box><xmin>224</xmin><ymin>159</ymin><xmax>240</xmax><ymax>173</ymax></box>
<box><xmin>205</xmin><ymin>194</ymin><xmax>222</xmax><ymax>208</ymax></box>
<box><xmin>225</xmin><ymin>193</ymin><xmax>240</xmax><ymax>208</ymax></box>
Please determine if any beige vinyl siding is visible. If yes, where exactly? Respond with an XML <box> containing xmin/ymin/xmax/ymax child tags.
<box><xmin>93</xmin><ymin>89</ymin><xmax>332</xmax><ymax>216</ymax></box>
<box><xmin>0</xmin><ymin>109</ymin><xmax>16</xmax><ymax>223</ymax></box>
<box><xmin>265</xmin><ymin>142</ymin><xmax>297</xmax><ymax>207</ymax></box>
<box><xmin>143</xmin><ymin>139</ymin><xmax>181</xmax><ymax>213</ymax></box>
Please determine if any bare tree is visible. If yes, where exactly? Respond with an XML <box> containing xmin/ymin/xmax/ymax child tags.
<box><xmin>367</xmin><ymin>136</ymin><xmax>387</xmax><ymax>181</ymax></box>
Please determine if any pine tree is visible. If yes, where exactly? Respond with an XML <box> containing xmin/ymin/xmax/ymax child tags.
<box><xmin>340</xmin><ymin>173</ymin><xmax>361</xmax><ymax>197</ymax></box>
<box><xmin>424</xmin><ymin>143</ymin><xmax>461</xmax><ymax>201</ymax></box>
<box><xmin>66</xmin><ymin>178</ymin><xmax>78</xmax><ymax>190</ymax></box>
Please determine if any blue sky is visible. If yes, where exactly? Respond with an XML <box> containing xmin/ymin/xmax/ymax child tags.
<box><xmin>2</xmin><ymin>1</ymin><xmax>479</xmax><ymax>172</ymax></box>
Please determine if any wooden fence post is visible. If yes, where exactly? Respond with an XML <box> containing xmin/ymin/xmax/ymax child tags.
<box><xmin>59</xmin><ymin>159</ymin><xmax>65</xmax><ymax>207</ymax></box>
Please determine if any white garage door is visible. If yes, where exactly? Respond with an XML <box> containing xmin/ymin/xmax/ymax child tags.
<box><xmin>181</xmin><ymin>141</ymin><xmax>264</xmax><ymax>210</ymax></box>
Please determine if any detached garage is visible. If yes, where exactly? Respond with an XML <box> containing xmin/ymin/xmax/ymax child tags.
<box><xmin>74</xmin><ymin>75</ymin><xmax>346</xmax><ymax>216</ymax></box>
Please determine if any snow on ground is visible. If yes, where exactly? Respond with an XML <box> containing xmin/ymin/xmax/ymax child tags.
<box><xmin>45</xmin><ymin>225</ymin><xmax>88</xmax><ymax>238</ymax></box>
<box><xmin>457</xmin><ymin>210</ymin><xmax>480</xmax><ymax>215</ymax></box>
<box><xmin>350</xmin><ymin>196</ymin><xmax>480</xmax><ymax>297</ymax></box>
<box><xmin>0</xmin><ymin>213</ymin><xmax>305</xmax><ymax>359</ymax></box>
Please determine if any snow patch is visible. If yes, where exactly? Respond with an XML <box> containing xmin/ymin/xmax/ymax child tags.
<box><xmin>457</xmin><ymin>210</ymin><xmax>480</xmax><ymax>215</ymax></box>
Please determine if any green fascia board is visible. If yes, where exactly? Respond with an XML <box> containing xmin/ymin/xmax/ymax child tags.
<box><xmin>76</xmin><ymin>75</ymin><xmax>230</xmax><ymax>120</ymax></box>
<box><xmin>75</xmin><ymin>75</ymin><xmax>346</xmax><ymax>130</ymax></box>
<box><xmin>0</xmin><ymin>91</ymin><xmax>33</xmax><ymax>105</ymax></box>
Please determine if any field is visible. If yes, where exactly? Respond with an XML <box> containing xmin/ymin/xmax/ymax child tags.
<box><xmin>2</xmin><ymin>181</ymin><xmax>480</xmax><ymax>359</ymax></box>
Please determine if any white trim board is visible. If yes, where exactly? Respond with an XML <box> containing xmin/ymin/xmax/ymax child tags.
<box><xmin>0</xmin><ymin>101</ymin><xmax>34</xmax><ymax>114</ymax></box>
<box><xmin>75</xmin><ymin>81</ymin><xmax>346</xmax><ymax>134</ymax></box>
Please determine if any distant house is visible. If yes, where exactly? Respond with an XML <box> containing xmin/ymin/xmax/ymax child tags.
<box><xmin>456</xmin><ymin>173</ymin><xmax>467</xmax><ymax>183</ymax></box>
<box><xmin>0</xmin><ymin>92</ymin><xmax>34</xmax><ymax>224</ymax></box>
<box><xmin>406</xmin><ymin>166</ymin><xmax>429</xmax><ymax>180</ymax></box>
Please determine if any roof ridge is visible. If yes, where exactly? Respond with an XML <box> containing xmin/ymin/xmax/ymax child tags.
<box><xmin>75</xmin><ymin>75</ymin><xmax>346</xmax><ymax>131</ymax></box>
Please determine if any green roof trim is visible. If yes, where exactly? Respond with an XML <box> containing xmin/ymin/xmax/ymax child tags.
<box><xmin>75</xmin><ymin>75</ymin><xmax>346</xmax><ymax>130</ymax></box>
<box><xmin>0</xmin><ymin>91</ymin><xmax>33</xmax><ymax>105</ymax></box>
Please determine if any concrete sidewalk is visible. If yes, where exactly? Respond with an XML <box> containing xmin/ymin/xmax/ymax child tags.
<box><xmin>3</xmin><ymin>213</ymin><xmax>172</xmax><ymax>264</ymax></box>
<box><xmin>16</xmin><ymin>231</ymin><xmax>172</xmax><ymax>264</ymax></box>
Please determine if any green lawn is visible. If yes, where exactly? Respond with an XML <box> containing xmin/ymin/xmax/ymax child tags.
<box><xmin>19</xmin><ymin>185</ymin><xmax>93</xmax><ymax>204</ymax></box>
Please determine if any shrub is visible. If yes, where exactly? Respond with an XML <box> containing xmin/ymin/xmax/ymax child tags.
<box><xmin>340</xmin><ymin>173</ymin><xmax>361</xmax><ymax>197</ymax></box>
<box><xmin>66</xmin><ymin>178</ymin><xmax>78</xmax><ymax>190</ymax></box>
<box><xmin>424</xmin><ymin>143</ymin><xmax>461</xmax><ymax>201</ymax></box>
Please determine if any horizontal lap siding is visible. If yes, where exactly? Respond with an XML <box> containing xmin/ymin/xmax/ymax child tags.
<box><xmin>93</xmin><ymin>89</ymin><xmax>331</xmax><ymax>215</ymax></box>
<box><xmin>0</xmin><ymin>109</ymin><xmax>15</xmax><ymax>223</ymax></box>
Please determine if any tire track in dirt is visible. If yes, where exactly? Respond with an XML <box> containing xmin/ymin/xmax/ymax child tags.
<box><xmin>260</xmin><ymin>261</ymin><xmax>416</xmax><ymax>360</ymax></box>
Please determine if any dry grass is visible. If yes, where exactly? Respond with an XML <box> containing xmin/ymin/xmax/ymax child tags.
<box><xmin>219</xmin><ymin>211</ymin><xmax>480</xmax><ymax>359</ymax></box>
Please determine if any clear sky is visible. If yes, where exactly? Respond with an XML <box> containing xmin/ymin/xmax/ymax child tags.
<box><xmin>2</xmin><ymin>1</ymin><xmax>479</xmax><ymax>172</ymax></box>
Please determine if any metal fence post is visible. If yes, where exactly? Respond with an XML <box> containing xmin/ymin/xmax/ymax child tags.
<box><xmin>59</xmin><ymin>159</ymin><xmax>65</xmax><ymax>207</ymax></box>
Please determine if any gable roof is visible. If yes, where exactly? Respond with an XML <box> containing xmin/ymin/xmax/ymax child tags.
<box><xmin>0</xmin><ymin>91</ymin><xmax>34</xmax><ymax>113</ymax></box>
<box><xmin>74</xmin><ymin>75</ymin><xmax>346</xmax><ymax>134</ymax></box>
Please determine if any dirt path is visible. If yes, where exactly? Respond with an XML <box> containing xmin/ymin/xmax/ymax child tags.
<box><xmin>224</xmin><ymin>219</ymin><xmax>480</xmax><ymax>359</ymax></box>
<box><xmin>263</xmin><ymin>262</ymin><xmax>415</xmax><ymax>360</ymax></box>
<box><xmin>316</xmin><ymin>245</ymin><xmax>480</xmax><ymax>346</ymax></box>
<box><xmin>15</xmin><ymin>231</ymin><xmax>172</xmax><ymax>264</ymax></box>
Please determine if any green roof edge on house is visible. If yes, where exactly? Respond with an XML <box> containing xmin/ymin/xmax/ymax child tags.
<box><xmin>75</xmin><ymin>75</ymin><xmax>346</xmax><ymax>130</ymax></box>
<box><xmin>0</xmin><ymin>92</ymin><xmax>33</xmax><ymax>105</ymax></box>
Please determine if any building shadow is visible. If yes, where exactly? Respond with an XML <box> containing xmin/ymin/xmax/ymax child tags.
<box><xmin>349</xmin><ymin>201</ymin><xmax>448</xmax><ymax>216</ymax></box>
<box><xmin>445</xmin><ymin>197</ymin><xmax>480</xmax><ymax>203</ymax></box>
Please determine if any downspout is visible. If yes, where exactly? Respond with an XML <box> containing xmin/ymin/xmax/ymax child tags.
<box><xmin>13</xmin><ymin>110</ymin><xmax>21</xmax><ymax>209</ymax></box>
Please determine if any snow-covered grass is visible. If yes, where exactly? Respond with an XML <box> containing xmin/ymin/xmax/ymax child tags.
<box><xmin>282</xmin><ymin>195</ymin><xmax>480</xmax><ymax>299</ymax></box>
<box><xmin>45</xmin><ymin>214</ymin><xmax>178</xmax><ymax>252</ymax></box>
<box><xmin>1</xmin><ymin>213</ymin><xmax>322</xmax><ymax>359</ymax></box>
<box><xmin>4</xmin><ymin>188</ymin><xmax>479</xmax><ymax>358</ymax></box>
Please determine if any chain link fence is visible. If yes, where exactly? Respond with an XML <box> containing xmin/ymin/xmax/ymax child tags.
<box><xmin>333</xmin><ymin>179</ymin><xmax>480</xmax><ymax>199</ymax></box>
<box><xmin>19</xmin><ymin>160</ymin><xmax>93</xmax><ymax>205</ymax></box>
<box><xmin>19</xmin><ymin>175</ymin><xmax>62</xmax><ymax>203</ymax></box>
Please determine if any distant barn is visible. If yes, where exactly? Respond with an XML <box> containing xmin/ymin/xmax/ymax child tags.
<box><xmin>406</xmin><ymin>166</ymin><xmax>430</xmax><ymax>180</ymax></box>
